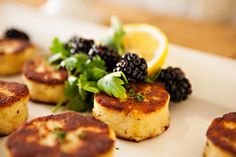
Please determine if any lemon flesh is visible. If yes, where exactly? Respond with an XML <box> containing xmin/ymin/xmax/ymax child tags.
<box><xmin>122</xmin><ymin>24</ymin><xmax>168</xmax><ymax>76</ymax></box>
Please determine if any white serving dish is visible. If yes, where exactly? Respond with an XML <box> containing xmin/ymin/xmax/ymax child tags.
<box><xmin>0</xmin><ymin>3</ymin><xmax>236</xmax><ymax>157</ymax></box>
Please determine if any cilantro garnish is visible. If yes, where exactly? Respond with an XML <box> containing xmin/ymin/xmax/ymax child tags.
<box><xmin>48</xmin><ymin>37</ymin><xmax>128</xmax><ymax>112</ymax></box>
<box><xmin>61</xmin><ymin>55</ymin><xmax>107</xmax><ymax>112</ymax></box>
<box><xmin>50</xmin><ymin>37</ymin><xmax>69</xmax><ymax>58</ymax></box>
<box><xmin>102</xmin><ymin>16</ymin><xmax>125</xmax><ymax>55</ymax></box>
<box><xmin>97</xmin><ymin>72</ymin><xmax>128</xmax><ymax>99</ymax></box>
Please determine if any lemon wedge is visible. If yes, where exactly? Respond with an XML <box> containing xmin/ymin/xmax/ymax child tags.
<box><xmin>122</xmin><ymin>24</ymin><xmax>168</xmax><ymax>76</ymax></box>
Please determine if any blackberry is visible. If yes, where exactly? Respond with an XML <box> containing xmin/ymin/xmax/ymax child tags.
<box><xmin>114</xmin><ymin>53</ymin><xmax>147</xmax><ymax>83</ymax></box>
<box><xmin>4</xmin><ymin>28</ymin><xmax>30</xmax><ymax>41</ymax></box>
<box><xmin>66</xmin><ymin>36</ymin><xmax>94</xmax><ymax>54</ymax></box>
<box><xmin>157</xmin><ymin>67</ymin><xmax>192</xmax><ymax>102</ymax></box>
<box><xmin>88</xmin><ymin>45</ymin><xmax>120</xmax><ymax>71</ymax></box>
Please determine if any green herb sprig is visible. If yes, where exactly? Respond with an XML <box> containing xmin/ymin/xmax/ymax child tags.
<box><xmin>128</xmin><ymin>88</ymin><xmax>145</xmax><ymax>101</ymax></box>
<box><xmin>98</xmin><ymin>72</ymin><xmax>128</xmax><ymax>99</ymax></box>
<box><xmin>101</xmin><ymin>16</ymin><xmax>125</xmax><ymax>55</ymax></box>
<box><xmin>49</xmin><ymin>37</ymin><xmax>128</xmax><ymax>112</ymax></box>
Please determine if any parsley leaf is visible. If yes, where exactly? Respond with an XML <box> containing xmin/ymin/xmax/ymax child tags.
<box><xmin>86</xmin><ymin>55</ymin><xmax>106</xmax><ymax>70</ymax></box>
<box><xmin>54</xmin><ymin>54</ymin><xmax>106</xmax><ymax>112</ymax></box>
<box><xmin>63</xmin><ymin>56</ymin><xmax>78</xmax><ymax>71</ymax></box>
<box><xmin>90</xmin><ymin>68</ymin><xmax>108</xmax><ymax>80</ymax></box>
<box><xmin>102</xmin><ymin>16</ymin><xmax>125</xmax><ymax>55</ymax></box>
<box><xmin>49</xmin><ymin>37</ymin><xmax>69</xmax><ymax>57</ymax></box>
<box><xmin>97</xmin><ymin>72</ymin><xmax>128</xmax><ymax>99</ymax></box>
<box><xmin>78</xmin><ymin>74</ymin><xmax>100</xmax><ymax>94</ymax></box>
<box><xmin>65</xmin><ymin>95</ymin><xmax>87</xmax><ymax>112</ymax></box>
<box><xmin>64</xmin><ymin>76</ymin><xmax>78</xmax><ymax>98</ymax></box>
<box><xmin>48</xmin><ymin>37</ymin><xmax>70</xmax><ymax>66</ymax></box>
<box><xmin>84</xmin><ymin>56</ymin><xmax>107</xmax><ymax>80</ymax></box>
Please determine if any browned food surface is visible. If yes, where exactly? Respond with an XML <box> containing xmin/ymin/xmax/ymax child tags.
<box><xmin>207</xmin><ymin>112</ymin><xmax>236</xmax><ymax>155</ymax></box>
<box><xmin>0</xmin><ymin>38</ymin><xmax>32</xmax><ymax>55</ymax></box>
<box><xmin>95</xmin><ymin>83</ymin><xmax>169</xmax><ymax>114</ymax></box>
<box><xmin>6</xmin><ymin>112</ymin><xmax>114</xmax><ymax>157</ymax></box>
<box><xmin>28</xmin><ymin>98</ymin><xmax>61</xmax><ymax>105</ymax></box>
<box><xmin>23</xmin><ymin>59</ymin><xmax>68</xmax><ymax>85</ymax></box>
<box><xmin>0</xmin><ymin>81</ymin><xmax>29</xmax><ymax>108</ymax></box>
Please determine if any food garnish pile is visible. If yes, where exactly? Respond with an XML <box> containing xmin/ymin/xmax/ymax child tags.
<box><xmin>48</xmin><ymin>17</ymin><xmax>192</xmax><ymax>112</ymax></box>
<box><xmin>5</xmin><ymin>16</ymin><xmax>236</xmax><ymax>157</ymax></box>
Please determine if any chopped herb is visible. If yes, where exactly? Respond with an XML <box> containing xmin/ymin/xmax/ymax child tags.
<box><xmin>135</xmin><ymin>92</ymin><xmax>145</xmax><ymax>101</ymax></box>
<box><xmin>128</xmin><ymin>88</ymin><xmax>145</xmax><ymax>101</ymax></box>
<box><xmin>54</xmin><ymin>130</ymin><xmax>66</xmax><ymax>141</ymax></box>
<box><xmin>128</xmin><ymin>88</ymin><xmax>136</xmax><ymax>97</ymax></box>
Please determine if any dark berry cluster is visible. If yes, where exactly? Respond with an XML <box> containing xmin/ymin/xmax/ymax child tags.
<box><xmin>88</xmin><ymin>45</ymin><xmax>120</xmax><ymax>71</ymax></box>
<box><xmin>157</xmin><ymin>67</ymin><xmax>192</xmax><ymax>102</ymax></box>
<box><xmin>66</xmin><ymin>36</ymin><xmax>94</xmax><ymax>54</ymax></box>
<box><xmin>4</xmin><ymin>28</ymin><xmax>30</xmax><ymax>41</ymax></box>
<box><xmin>114</xmin><ymin>53</ymin><xmax>147</xmax><ymax>83</ymax></box>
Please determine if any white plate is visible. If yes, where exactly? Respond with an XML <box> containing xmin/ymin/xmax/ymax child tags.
<box><xmin>0</xmin><ymin>4</ymin><xmax>236</xmax><ymax>157</ymax></box>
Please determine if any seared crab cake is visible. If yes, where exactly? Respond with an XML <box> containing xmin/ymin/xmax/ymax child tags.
<box><xmin>0</xmin><ymin>81</ymin><xmax>29</xmax><ymax>135</ymax></box>
<box><xmin>93</xmin><ymin>83</ymin><xmax>170</xmax><ymax>142</ymax></box>
<box><xmin>6</xmin><ymin>112</ymin><xmax>115</xmax><ymax>157</ymax></box>
<box><xmin>22</xmin><ymin>58</ymin><xmax>68</xmax><ymax>104</ymax></box>
<box><xmin>204</xmin><ymin>112</ymin><xmax>236</xmax><ymax>157</ymax></box>
<box><xmin>0</xmin><ymin>39</ymin><xmax>36</xmax><ymax>75</ymax></box>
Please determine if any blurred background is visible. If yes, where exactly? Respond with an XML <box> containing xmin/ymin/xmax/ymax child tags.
<box><xmin>0</xmin><ymin>0</ymin><xmax>236</xmax><ymax>59</ymax></box>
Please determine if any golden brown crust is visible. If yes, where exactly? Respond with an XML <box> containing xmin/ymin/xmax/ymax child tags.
<box><xmin>29</xmin><ymin>98</ymin><xmax>60</xmax><ymax>105</ymax></box>
<box><xmin>0</xmin><ymin>38</ymin><xmax>32</xmax><ymax>55</ymax></box>
<box><xmin>23</xmin><ymin>59</ymin><xmax>68</xmax><ymax>85</ymax></box>
<box><xmin>117</xmin><ymin>124</ymin><xmax>170</xmax><ymax>142</ymax></box>
<box><xmin>94</xmin><ymin>83</ymin><xmax>169</xmax><ymax>114</ymax></box>
<box><xmin>207</xmin><ymin>112</ymin><xmax>236</xmax><ymax>156</ymax></box>
<box><xmin>0</xmin><ymin>81</ymin><xmax>29</xmax><ymax>108</ymax></box>
<box><xmin>6</xmin><ymin>112</ymin><xmax>114</xmax><ymax>157</ymax></box>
